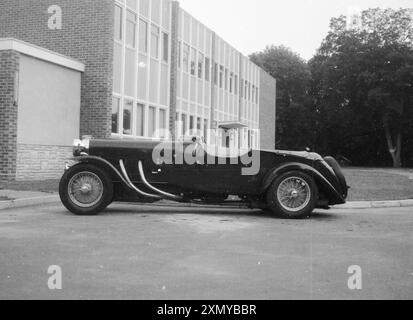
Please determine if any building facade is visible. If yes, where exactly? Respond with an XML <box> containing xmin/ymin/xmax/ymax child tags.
<box><xmin>0</xmin><ymin>0</ymin><xmax>276</xmax><ymax>181</ymax></box>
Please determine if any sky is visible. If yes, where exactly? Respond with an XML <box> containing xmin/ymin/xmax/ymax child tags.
<box><xmin>178</xmin><ymin>0</ymin><xmax>412</xmax><ymax>61</ymax></box>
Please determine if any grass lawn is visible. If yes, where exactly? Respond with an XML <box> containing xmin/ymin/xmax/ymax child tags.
<box><xmin>1</xmin><ymin>168</ymin><xmax>413</xmax><ymax>202</ymax></box>
<box><xmin>343</xmin><ymin>168</ymin><xmax>413</xmax><ymax>201</ymax></box>
<box><xmin>0</xmin><ymin>180</ymin><xmax>59</xmax><ymax>194</ymax></box>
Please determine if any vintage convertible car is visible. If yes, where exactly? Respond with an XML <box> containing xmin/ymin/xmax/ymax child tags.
<box><xmin>59</xmin><ymin>137</ymin><xmax>348</xmax><ymax>219</ymax></box>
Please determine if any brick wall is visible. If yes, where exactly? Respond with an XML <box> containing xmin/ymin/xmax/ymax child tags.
<box><xmin>16</xmin><ymin>144</ymin><xmax>72</xmax><ymax>181</ymax></box>
<box><xmin>0</xmin><ymin>0</ymin><xmax>115</xmax><ymax>139</ymax></box>
<box><xmin>0</xmin><ymin>50</ymin><xmax>19</xmax><ymax>182</ymax></box>
<box><xmin>259</xmin><ymin>69</ymin><xmax>276</xmax><ymax>150</ymax></box>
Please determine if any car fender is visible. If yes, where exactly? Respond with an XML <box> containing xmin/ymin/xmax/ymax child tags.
<box><xmin>261</xmin><ymin>162</ymin><xmax>344</xmax><ymax>201</ymax></box>
<box><xmin>68</xmin><ymin>156</ymin><xmax>129</xmax><ymax>188</ymax></box>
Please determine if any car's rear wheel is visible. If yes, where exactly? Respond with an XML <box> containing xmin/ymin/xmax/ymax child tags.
<box><xmin>59</xmin><ymin>164</ymin><xmax>113</xmax><ymax>215</ymax></box>
<box><xmin>267</xmin><ymin>171</ymin><xmax>318</xmax><ymax>219</ymax></box>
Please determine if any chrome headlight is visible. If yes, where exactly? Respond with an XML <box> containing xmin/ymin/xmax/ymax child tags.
<box><xmin>73</xmin><ymin>138</ymin><xmax>90</xmax><ymax>156</ymax></box>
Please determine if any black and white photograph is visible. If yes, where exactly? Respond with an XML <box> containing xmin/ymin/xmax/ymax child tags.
<box><xmin>0</xmin><ymin>0</ymin><xmax>412</xmax><ymax>305</ymax></box>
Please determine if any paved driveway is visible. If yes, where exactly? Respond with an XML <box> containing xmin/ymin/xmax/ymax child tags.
<box><xmin>0</xmin><ymin>203</ymin><xmax>412</xmax><ymax>300</ymax></box>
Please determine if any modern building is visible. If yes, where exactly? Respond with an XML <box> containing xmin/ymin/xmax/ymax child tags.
<box><xmin>0</xmin><ymin>0</ymin><xmax>276</xmax><ymax>182</ymax></box>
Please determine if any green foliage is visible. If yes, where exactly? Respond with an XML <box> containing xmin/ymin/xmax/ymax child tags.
<box><xmin>311</xmin><ymin>8</ymin><xmax>413</xmax><ymax>167</ymax></box>
<box><xmin>253</xmin><ymin>8</ymin><xmax>413</xmax><ymax>167</ymax></box>
<box><xmin>250</xmin><ymin>45</ymin><xmax>316</xmax><ymax>151</ymax></box>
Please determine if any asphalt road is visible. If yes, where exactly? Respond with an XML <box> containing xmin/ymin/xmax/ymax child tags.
<box><xmin>0</xmin><ymin>203</ymin><xmax>412</xmax><ymax>300</ymax></box>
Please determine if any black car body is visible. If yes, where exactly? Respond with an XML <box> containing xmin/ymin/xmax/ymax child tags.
<box><xmin>59</xmin><ymin>137</ymin><xmax>348</xmax><ymax>219</ymax></box>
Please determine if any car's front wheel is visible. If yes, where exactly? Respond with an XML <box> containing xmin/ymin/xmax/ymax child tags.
<box><xmin>267</xmin><ymin>171</ymin><xmax>318</xmax><ymax>219</ymax></box>
<box><xmin>59</xmin><ymin>164</ymin><xmax>113</xmax><ymax>215</ymax></box>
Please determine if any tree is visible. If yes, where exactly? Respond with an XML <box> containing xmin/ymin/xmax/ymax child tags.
<box><xmin>310</xmin><ymin>8</ymin><xmax>413</xmax><ymax>167</ymax></box>
<box><xmin>250</xmin><ymin>45</ymin><xmax>315</xmax><ymax>151</ymax></box>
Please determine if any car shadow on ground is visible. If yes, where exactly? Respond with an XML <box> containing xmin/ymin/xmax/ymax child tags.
<box><xmin>59</xmin><ymin>203</ymin><xmax>340</xmax><ymax>221</ymax></box>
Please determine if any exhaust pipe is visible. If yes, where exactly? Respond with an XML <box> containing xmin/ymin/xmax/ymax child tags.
<box><xmin>119</xmin><ymin>160</ymin><xmax>162</xmax><ymax>200</ymax></box>
<box><xmin>138</xmin><ymin>161</ymin><xmax>185</xmax><ymax>202</ymax></box>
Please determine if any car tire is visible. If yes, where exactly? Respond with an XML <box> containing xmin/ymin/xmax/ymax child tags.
<box><xmin>59</xmin><ymin>164</ymin><xmax>113</xmax><ymax>215</ymax></box>
<box><xmin>266</xmin><ymin>171</ymin><xmax>318</xmax><ymax>219</ymax></box>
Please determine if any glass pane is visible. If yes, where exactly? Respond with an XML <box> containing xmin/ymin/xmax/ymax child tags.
<box><xmin>139</xmin><ymin>19</ymin><xmax>148</xmax><ymax>53</ymax></box>
<box><xmin>178</xmin><ymin>41</ymin><xmax>181</xmax><ymax>68</ymax></box>
<box><xmin>126</xmin><ymin>0</ymin><xmax>137</xmax><ymax>10</ymax></box>
<box><xmin>162</xmin><ymin>32</ymin><xmax>169</xmax><ymax>62</ymax></box>
<box><xmin>198</xmin><ymin>53</ymin><xmax>204</xmax><ymax>79</ymax></box>
<box><xmin>190</xmin><ymin>48</ymin><xmax>196</xmax><ymax>75</ymax></box>
<box><xmin>159</xmin><ymin>109</ymin><xmax>167</xmax><ymax>130</ymax></box>
<box><xmin>181</xmin><ymin>114</ymin><xmax>187</xmax><ymax>135</ymax></box>
<box><xmin>123</xmin><ymin>100</ymin><xmax>133</xmax><ymax>135</ymax></box>
<box><xmin>124</xmin><ymin>49</ymin><xmax>135</xmax><ymax>97</ymax></box>
<box><xmin>190</xmin><ymin>115</ymin><xmax>195</xmax><ymax>130</ymax></box>
<box><xmin>112</xmin><ymin>97</ymin><xmax>120</xmax><ymax>134</ymax></box>
<box><xmin>136</xmin><ymin>103</ymin><xmax>144</xmax><ymax>136</ymax></box>
<box><xmin>137</xmin><ymin>54</ymin><xmax>147</xmax><ymax>99</ymax></box>
<box><xmin>151</xmin><ymin>25</ymin><xmax>160</xmax><ymax>59</ymax></box>
<box><xmin>148</xmin><ymin>106</ymin><xmax>156</xmax><ymax>137</ymax></box>
<box><xmin>140</xmin><ymin>0</ymin><xmax>149</xmax><ymax>17</ymax></box>
<box><xmin>225</xmin><ymin>69</ymin><xmax>228</xmax><ymax>90</ymax></box>
<box><xmin>183</xmin><ymin>44</ymin><xmax>190</xmax><ymax>73</ymax></box>
<box><xmin>115</xmin><ymin>5</ymin><xmax>123</xmax><ymax>41</ymax></box>
<box><xmin>205</xmin><ymin>57</ymin><xmax>210</xmax><ymax>81</ymax></box>
<box><xmin>126</xmin><ymin>11</ymin><xmax>136</xmax><ymax>47</ymax></box>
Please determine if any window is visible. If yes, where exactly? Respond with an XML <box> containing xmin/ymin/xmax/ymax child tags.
<box><xmin>203</xmin><ymin>119</ymin><xmax>208</xmax><ymax>141</ymax></box>
<box><xmin>151</xmin><ymin>24</ymin><xmax>160</xmax><ymax>59</ymax></box>
<box><xmin>205</xmin><ymin>57</ymin><xmax>210</xmax><ymax>81</ymax></box>
<box><xmin>252</xmin><ymin>85</ymin><xmax>255</xmax><ymax>102</ymax></box>
<box><xmin>248</xmin><ymin>83</ymin><xmax>251</xmax><ymax>101</ymax></box>
<box><xmin>190</xmin><ymin>115</ymin><xmax>195</xmax><ymax>130</ymax></box>
<box><xmin>198</xmin><ymin>53</ymin><xmax>204</xmax><ymax>79</ymax></box>
<box><xmin>225</xmin><ymin>68</ymin><xmax>228</xmax><ymax>90</ymax></box>
<box><xmin>178</xmin><ymin>41</ymin><xmax>182</xmax><ymax>68</ymax></box>
<box><xmin>234</xmin><ymin>75</ymin><xmax>238</xmax><ymax>95</ymax></box>
<box><xmin>181</xmin><ymin>113</ymin><xmax>187</xmax><ymax>135</ymax></box>
<box><xmin>159</xmin><ymin>109</ymin><xmax>167</xmax><ymax>130</ymax></box>
<box><xmin>136</xmin><ymin>103</ymin><xmax>144</xmax><ymax>136</ymax></box>
<box><xmin>123</xmin><ymin>100</ymin><xmax>133</xmax><ymax>135</ymax></box>
<box><xmin>190</xmin><ymin>48</ymin><xmax>196</xmax><ymax>76</ymax></box>
<box><xmin>197</xmin><ymin>117</ymin><xmax>202</xmax><ymax>130</ymax></box>
<box><xmin>148</xmin><ymin>106</ymin><xmax>156</xmax><ymax>137</ymax></box>
<box><xmin>112</xmin><ymin>97</ymin><xmax>120</xmax><ymax>134</ymax></box>
<box><xmin>183</xmin><ymin>44</ymin><xmax>190</xmax><ymax>73</ymax></box>
<box><xmin>162</xmin><ymin>32</ymin><xmax>169</xmax><ymax>62</ymax></box>
<box><xmin>213</xmin><ymin>63</ymin><xmax>218</xmax><ymax>85</ymax></box>
<box><xmin>229</xmin><ymin>72</ymin><xmax>234</xmax><ymax>93</ymax></box>
<box><xmin>219</xmin><ymin>65</ymin><xmax>224</xmax><ymax>88</ymax></box>
<box><xmin>115</xmin><ymin>5</ymin><xmax>123</xmax><ymax>41</ymax></box>
<box><xmin>139</xmin><ymin>19</ymin><xmax>148</xmax><ymax>53</ymax></box>
<box><xmin>126</xmin><ymin>0</ymin><xmax>137</xmax><ymax>10</ymax></box>
<box><xmin>256</xmin><ymin>87</ymin><xmax>259</xmax><ymax>103</ymax></box>
<box><xmin>126</xmin><ymin>11</ymin><xmax>136</xmax><ymax>48</ymax></box>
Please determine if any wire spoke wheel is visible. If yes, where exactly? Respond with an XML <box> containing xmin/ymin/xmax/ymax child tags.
<box><xmin>68</xmin><ymin>172</ymin><xmax>104</xmax><ymax>208</ymax></box>
<box><xmin>276</xmin><ymin>176</ymin><xmax>311</xmax><ymax>212</ymax></box>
